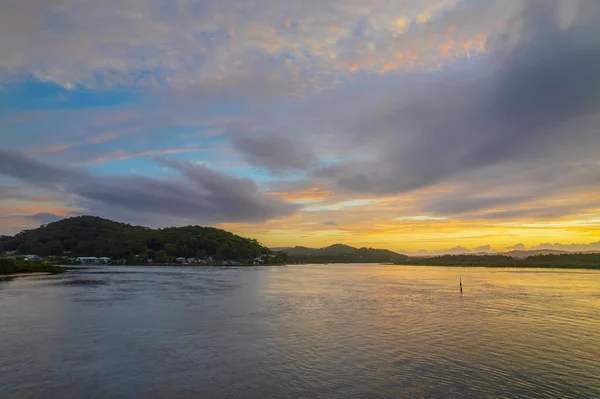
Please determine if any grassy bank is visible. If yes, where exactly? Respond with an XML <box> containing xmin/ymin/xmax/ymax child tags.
<box><xmin>0</xmin><ymin>258</ymin><xmax>65</xmax><ymax>275</ymax></box>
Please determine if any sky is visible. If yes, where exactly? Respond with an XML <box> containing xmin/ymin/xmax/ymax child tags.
<box><xmin>1</xmin><ymin>0</ymin><xmax>600</xmax><ymax>253</ymax></box>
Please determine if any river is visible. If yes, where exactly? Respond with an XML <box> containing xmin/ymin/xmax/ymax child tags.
<box><xmin>1</xmin><ymin>264</ymin><xmax>599</xmax><ymax>398</ymax></box>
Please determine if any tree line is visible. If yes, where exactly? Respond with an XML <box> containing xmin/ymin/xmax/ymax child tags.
<box><xmin>400</xmin><ymin>253</ymin><xmax>600</xmax><ymax>269</ymax></box>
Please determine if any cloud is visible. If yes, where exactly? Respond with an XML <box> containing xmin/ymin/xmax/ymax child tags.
<box><xmin>323</xmin><ymin>220</ymin><xmax>338</xmax><ymax>226</ymax></box>
<box><xmin>473</xmin><ymin>245</ymin><xmax>492</xmax><ymax>252</ymax></box>
<box><xmin>0</xmin><ymin>0</ymin><xmax>499</xmax><ymax>91</ymax></box>
<box><xmin>268</xmin><ymin>184</ymin><xmax>331</xmax><ymax>202</ymax></box>
<box><xmin>230</xmin><ymin>135</ymin><xmax>315</xmax><ymax>173</ymax></box>
<box><xmin>458</xmin><ymin>204</ymin><xmax>597</xmax><ymax>221</ymax></box>
<box><xmin>395</xmin><ymin>215</ymin><xmax>448</xmax><ymax>221</ymax></box>
<box><xmin>425</xmin><ymin>240</ymin><xmax>600</xmax><ymax>255</ymax></box>
<box><xmin>0</xmin><ymin>149</ymin><xmax>297</xmax><ymax>226</ymax></box>
<box><xmin>438</xmin><ymin>245</ymin><xmax>471</xmax><ymax>254</ymax></box>
<box><xmin>214</xmin><ymin>0</ymin><xmax>600</xmax><ymax>220</ymax></box>
<box><xmin>80</xmin><ymin>145</ymin><xmax>227</xmax><ymax>165</ymax></box>
<box><xmin>23</xmin><ymin>212</ymin><xmax>66</xmax><ymax>224</ymax></box>
<box><xmin>311</xmin><ymin>1</ymin><xmax>600</xmax><ymax>195</ymax></box>
<box><xmin>507</xmin><ymin>243</ymin><xmax>527</xmax><ymax>250</ymax></box>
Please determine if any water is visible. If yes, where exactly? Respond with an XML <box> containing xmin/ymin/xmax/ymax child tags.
<box><xmin>1</xmin><ymin>265</ymin><xmax>599</xmax><ymax>399</ymax></box>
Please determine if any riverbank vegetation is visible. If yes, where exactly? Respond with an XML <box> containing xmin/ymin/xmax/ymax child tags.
<box><xmin>0</xmin><ymin>258</ymin><xmax>65</xmax><ymax>275</ymax></box>
<box><xmin>400</xmin><ymin>254</ymin><xmax>600</xmax><ymax>269</ymax></box>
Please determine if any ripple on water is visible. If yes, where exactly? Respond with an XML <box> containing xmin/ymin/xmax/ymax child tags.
<box><xmin>61</xmin><ymin>279</ymin><xmax>110</xmax><ymax>286</ymax></box>
<box><xmin>0</xmin><ymin>265</ymin><xmax>599</xmax><ymax>399</ymax></box>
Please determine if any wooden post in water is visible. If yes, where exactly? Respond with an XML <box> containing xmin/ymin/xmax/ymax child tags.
<box><xmin>460</xmin><ymin>277</ymin><xmax>463</xmax><ymax>295</ymax></box>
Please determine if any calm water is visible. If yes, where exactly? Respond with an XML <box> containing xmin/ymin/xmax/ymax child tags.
<box><xmin>1</xmin><ymin>265</ymin><xmax>599</xmax><ymax>399</ymax></box>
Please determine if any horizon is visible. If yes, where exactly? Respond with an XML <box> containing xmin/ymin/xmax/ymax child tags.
<box><xmin>2</xmin><ymin>0</ymin><xmax>600</xmax><ymax>253</ymax></box>
<box><xmin>4</xmin><ymin>215</ymin><xmax>600</xmax><ymax>256</ymax></box>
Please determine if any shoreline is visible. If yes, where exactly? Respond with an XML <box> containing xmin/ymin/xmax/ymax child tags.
<box><xmin>61</xmin><ymin>263</ymin><xmax>600</xmax><ymax>270</ymax></box>
<box><xmin>60</xmin><ymin>264</ymin><xmax>284</xmax><ymax>269</ymax></box>
<box><xmin>0</xmin><ymin>272</ymin><xmax>53</xmax><ymax>280</ymax></box>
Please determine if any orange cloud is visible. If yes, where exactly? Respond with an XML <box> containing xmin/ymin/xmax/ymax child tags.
<box><xmin>0</xmin><ymin>203</ymin><xmax>75</xmax><ymax>217</ymax></box>
<box><xmin>334</xmin><ymin>30</ymin><xmax>487</xmax><ymax>75</ymax></box>
<box><xmin>269</xmin><ymin>187</ymin><xmax>331</xmax><ymax>202</ymax></box>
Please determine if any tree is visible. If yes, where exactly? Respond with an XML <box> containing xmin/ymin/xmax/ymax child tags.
<box><xmin>164</xmin><ymin>243</ymin><xmax>177</xmax><ymax>256</ymax></box>
<box><xmin>146</xmin><ymin>249</ymin><xmax>156</xmax><ymax>260</ymax></box>
<box><xmin>154</xmin><ymin>250</ymin><xmax>169</xmax><ymax>263</ymax></box>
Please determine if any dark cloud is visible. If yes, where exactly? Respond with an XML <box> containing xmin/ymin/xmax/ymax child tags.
<box><xmin>230</xmin><ymin>135</ymin><xmax>315</xmax><ymax>173</ymax></box>
<box><xmin>0</xmin><ymin>150</ymin><xmax>83</xmax><ymax>186</ymax></box>
<box><xmin>0</xmin><ymin>149</ymin><xmax>297</xmax><ymax>225</ymax></box>
<box><xmin>233</xmin><ymin>16</ymin><xmax>600</xmax><ymax>218</ymax></box>
<box><xmin>315</xmin><ymin>1</ymin><xmax>600</xmax><ymax>196</ymax></box>
<box><xmin>323</xmin><ymin>220</ymin><xmax>338</xmax><ymax>226</ymax></box>
<box><xmin>222</xmin><ymin>0</ymin><xmax>598</xmax><ymax>218</ymax></box>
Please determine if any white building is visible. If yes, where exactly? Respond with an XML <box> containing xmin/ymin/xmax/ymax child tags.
<box><xmin>253</xmin><ymin>256</ymin><xmax>265</xmax><ymax>265</ymax></box>
<box><xmin>76</xmin><ymin>257</ymin><xmax>111</xmax><ymax>264</ymax></box>
<box><xmin>77</xmin><ymin>257</ymin><xmax>98</xmax><ymax>264</ymax></box>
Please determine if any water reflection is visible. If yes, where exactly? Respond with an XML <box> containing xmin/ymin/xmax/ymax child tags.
<box><xmin>0</xmin><ymin>265</ymin><xmax>599</xmax><ymax>398</ymax></box>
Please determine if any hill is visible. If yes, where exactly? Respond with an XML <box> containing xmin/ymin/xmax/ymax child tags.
<box><xmin>279</xmin><ymin>244</ymin><xmax>408</xmax><ymax>263</ymax></box>
<box><xmin>0</xmin><ymin>216</ymin><xmax>273</xmax><ymax>262</ymax></box>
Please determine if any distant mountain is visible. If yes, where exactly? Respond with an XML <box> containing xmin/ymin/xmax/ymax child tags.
<box><xmin>279</xmin><ymin>244</ymin><xmax>408</xmax><ymax>263</ymax></box>
<box><xmin>402</xmin><ymin>253</ymin><xmax>600</xmax><ymax>269</ymax></box>
<box><xmin>0</xmin><ymin>216</ymin><xmax>272</xmax><ymax>261</ymax></box>
<box><xmin>270</xmin><ymin>247</ymin><xmax>293</xmax><ymax>252</ymax></box>
<box><xmin>404</xmin><ymin>248</ymin><xmax>600</xmax><ymax>258</ymax></box>
<box><xmin>443</xmin><ymin>246</ymin><xmax>472</xmax><ymax>255</ymax></box>
<box><xmin>280</xmin><ymin>246</ymin><xmax>315</xmax><ymax>255</ymax></box>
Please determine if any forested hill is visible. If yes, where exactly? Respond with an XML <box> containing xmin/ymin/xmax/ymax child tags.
<box><xmin>280</xmin><ymin>244</ymin><xmax>408</xmax><ymax>263</ymax></box>
<box><xmin>0</xmin><ymin>216</ymin><xmax>269</xmax><ymax>260</ymax></box>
